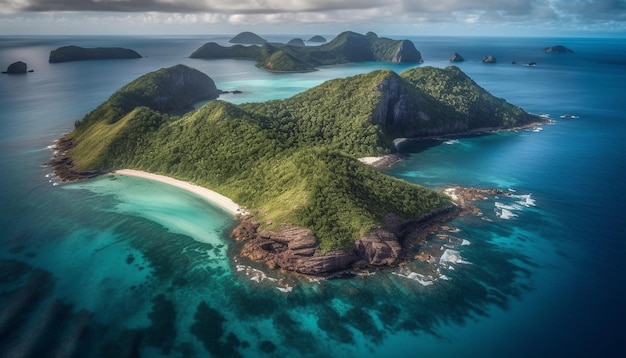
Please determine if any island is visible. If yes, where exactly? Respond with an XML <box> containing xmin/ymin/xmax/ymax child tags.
<box><xmin>286</xmin><ymin>38</ymin><xmax>306</xmax><ymax>47</ymax></box>
<box><xmin>450</xmin><ymin>53</ymin><xmax>464</xmax><ymax>62</ymax></box>
<box><xmin>229</xmin><ymin>31</ymin><xmax>267</xmax><ymax>45</ymax></box>
<box><xmin>49</xmin><ymin>63</ymin><xmax>543</xmax><ymax>275</ymax></box>
<box><xmin>2</xmin><ymin>61</ymin><xmax>33</xmax><ymax>74</ymax></box>
<box><xmin>49</xmin><ymin>45</ymin><xmax>142</xmax><ymax>63</ymax></box>
<box><xmin>482</xmin><ymin>55</ymin><xmax>497</xmax><ymax>63</ymax></box>
<box><xmin>307</xmin><ymin>35</ymin><xmax>327</xmax><ymax>43</ymax></box>
<box><xmin>543</xmin><ymin>45</ymin><xmax>574</xmax><ymax>53</ymax></box>
<box><xmin>190</xmin><ymin>31</ymin><xmax>423</xmax><ymax>72</ymax></box>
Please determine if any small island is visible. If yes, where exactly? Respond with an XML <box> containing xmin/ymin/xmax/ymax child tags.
<box><xmin>2</xmin><ymin>61</ymin><xmax>33</xmax><ymax>74</ymax></box>
<box><xmin>450</xmin><ymin>53</ymin><xmax>464</xmax><ymax>62</ymax></box>
<box><xmin>228</xmin><ymin>31</ymin><xmax>267</xmax><ymax>45</ymax></box>
<box><xmin>49</xmin><ymin>63</ymin><xmax>543</xmax><ymax>275</ymax></box>
<box><xmin>307</xmin><ymin>35</ymin><xmax>327</xmax><ymax>43</ymax></box>
<box><xmin>544</xmin><ymin>45</ymin><xmax>574</xmax><ymax>53</ymax></box>
<box><xmin>49</xmin><ymin>45</ymin><xmax>142</xmax><ymax>63</ymax></box>
<box><xmin>190</xmin><ymin>31</ymin><xmax>423</xmax><ymax>72</ymax></box>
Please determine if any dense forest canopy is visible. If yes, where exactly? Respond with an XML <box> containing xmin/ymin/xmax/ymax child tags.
<box><xmin>66</xmin><ymin>64</ymin><xmax>538</xmax><ymax>251</ymax></box>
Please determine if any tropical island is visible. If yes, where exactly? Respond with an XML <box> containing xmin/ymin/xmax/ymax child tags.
<box><xmin>49</xmin><ymin>45</ymin><xmax>142</xmax><ymax>63</ymax></box>
<box><xmin>49</xmin><ymin>63</ymin><xmax>542</xmax><ymax>275</ymax></box>
<box><xmin>190</xmin><ymin>31</ymin><xmax>423</xmax><ymax>72</ymax></box>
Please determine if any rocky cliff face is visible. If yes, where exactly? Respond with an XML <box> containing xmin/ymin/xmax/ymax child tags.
<box><xmin>231</xmin><ymin>207</ymin><xmax>459</xmax><ymax>275</ymax></box>
<box><xmin>390</xmin><ymin>40</ymin><xmax>423</xmax><ymax>63</ymax></box>
<box><xmin>233</xmin><ymin>221</ymin><xmax>360</xmax><ymax>275</ymax></box>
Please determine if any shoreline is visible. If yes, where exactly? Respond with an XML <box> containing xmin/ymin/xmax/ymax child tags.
<box><xmin>112</xmin><ymin>169</ymin><xmax>246</xmax><ymax>216</ymax></box>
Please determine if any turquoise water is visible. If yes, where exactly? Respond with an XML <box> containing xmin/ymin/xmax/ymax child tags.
<box><xmin>1</xmin><ymin>36</ymin><xmax>624</xmax><ymax>357</ymax></box>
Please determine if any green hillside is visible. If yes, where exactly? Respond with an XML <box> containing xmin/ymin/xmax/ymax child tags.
<box><xmin>64</xmin><ymin>64</ymin><xmax>539</xmax><ymax>251</ymax></box>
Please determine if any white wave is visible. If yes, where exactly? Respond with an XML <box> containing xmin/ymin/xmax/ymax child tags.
<box><xmin>495</xmin><ymin>202</ymin><xmax>524</xmax><ymax>211</ymax></box>
<box><xmin>512</xmin><ymin>193</ymin><xmax>536</xmax><ymax>207</ymax></box>
<box><xmin>392</xmin><ymin>271</ymin><xmax>435</xmax><ymax>286</ymax></box>
<box><xmin>440</xmin><ymin>249</ymin><xmax>471</xmax><ymax>265</ymax></box>
<box><xmin>461</xmin><ymin>239</ymin><xmax>471</xmax><ymax>246</ymax></box>
<box><xmin>444</xmin><ymin>139</ymin><xmax>459</xmax><ymax>145</ymax></box>
<box><xmin>496</xmin><ymin>208</ymin><xmax>518</xmax><ymax>219</ymax></box>
<box><xmin>277</xmin><ymin>286</ymin><xmax>293</xmax><ymax>293</ymax></box>
<box><xmin>560</xmin><ymin>114</ymin><xmax>579</xmax><ymax>119</ymax></box>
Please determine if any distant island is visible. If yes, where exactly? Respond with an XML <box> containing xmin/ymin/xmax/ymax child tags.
<box><xmin>2</xmin><ymin>61</ymin><xmax>33</xmax><ymax>74</ymax></box>
<box><xmin>229</xmin><ymin>31</ymin><xmax>267</xmax><ymax>45</ymax></box>
<box><xmin>49</xmin><ymin>64</ymin><xmax>542</xmax><ymax>275</ymax></box>
<box><xmin>190</xmin><ymin>31</ymin><xmax>423</xmax><ymax>72</ymax></box>
<box><xmin>544</xmin><ymin>45</ymin><xmax>574</xmax><ymax>53</ymax></box>
<box><xmin>307</xmin><ymin>35</ymin><xmax>327</xmax><ymax>43</ymax></box>
<box><xmin>49</xmin><ymin>46</ymin><xmax>142</xmax><ymax>63</ymax></box>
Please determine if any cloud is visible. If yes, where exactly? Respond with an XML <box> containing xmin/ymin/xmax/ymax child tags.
<box><xmin>2</xmin><ymin>0</ymin><xmax>388</xmax><ymax>14</ymax></box>
<box><xmin>0</xmin><ymin>0</ymin><xmax>624</xmax><ymax>34</ymax></box>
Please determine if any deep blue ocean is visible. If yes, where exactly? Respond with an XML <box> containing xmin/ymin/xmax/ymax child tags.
<box><xmin>1</xmin><ymin>35</ymin><xmax>624</xmax><ymax>357</ymax></box>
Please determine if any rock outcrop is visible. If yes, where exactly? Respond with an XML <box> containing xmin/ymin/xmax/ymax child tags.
<box><xmin>482</xmin><ymin>55</ymin><xmax>497</xmax><ymax>63</ymax></box>
<box><xmin>450</xmin><ymin>53</ymin><xmax>464</xmax><ymax>62</ymax></box>
<box><xmin>232</xmin><ymin>205</ymin><xmax>463</xmax><ymax>276</ymax></box>
<box><xmin>234</xmin><ymin>222</ymin><xmax>360</xmax><ymax>275</ymax></box>
<box><xmin>49</xmin><ymin>46</ymin><xmax>142</xmax><ymax>63</ymax></box>
<box><xmin>544</xmin><ymin>45</ymin><xmax>574</xmax><ymax>53</ymax></box>
<box><xmin>2</xmin><ymin>61</ymin><xmax>29</xmax><ymax>74</ymax></box>
<box><xmin>391</xmin><ymin>40</ymin><xmax>423</xmax><ymax>63</ymax></box>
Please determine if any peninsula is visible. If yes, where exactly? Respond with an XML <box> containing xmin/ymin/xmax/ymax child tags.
<box><xmin>190</xmin><ymin>31</ymin><xmax>423</xmax><ymax>72</ymax></box>
<box><xmin>49</xmin><ymin>45</ymin><xmax>142</xmax><ymax>63</ymax></box>
<box><xmin>50</xmin><ymin>63</ymin><xmax>542</xmax><ymax>275</ymax></box>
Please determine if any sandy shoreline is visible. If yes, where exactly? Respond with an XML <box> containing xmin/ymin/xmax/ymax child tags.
<box><xmin>113</xmin><ymin>169</ymin><xmax>245</xmax><ymax>216</ymax></box>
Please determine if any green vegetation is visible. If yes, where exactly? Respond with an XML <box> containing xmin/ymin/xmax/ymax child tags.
<box><xmin>48</xmin><ymin>45</ymin><xmax>142</xmax><ymax>63</ymax></box>
<box><xmin>190</xmin><ymin>31</ymin><xmax>423</xmax><ymax>72</ymax></box>
<box><xmin>66</xmin><ymin>64</ymin><xmax>538</xmax><ymax>251</ymax></box>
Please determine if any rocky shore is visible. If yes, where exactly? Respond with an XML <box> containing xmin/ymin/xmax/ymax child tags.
<box><xmin>231</xmin><ymin>186</ymin><xmax>503</xmax><ymax>276</ymax></box>
<box><xmin>45</xmin><ymin>136</ymin><xmax>106</xmax><ymax>181</ymax></box>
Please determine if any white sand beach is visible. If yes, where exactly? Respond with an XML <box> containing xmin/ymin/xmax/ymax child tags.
<box><xmin>113</xmin><ymin>169</ymin><xmax>245</xmax><ymax>216</ymax></box>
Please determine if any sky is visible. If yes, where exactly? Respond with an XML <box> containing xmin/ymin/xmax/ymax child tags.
<box><xmin>1</xmin><ymin>0</ymin><xmax>625</xmax><ymax>37</ymax></box>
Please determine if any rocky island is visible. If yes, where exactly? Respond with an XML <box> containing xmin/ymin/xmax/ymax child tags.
<box><xmin>49</xmin><ymin>63</ymin><xmax>542</xmax><ymax>275</ymax></box>
<box><xmin>229</xmin><ymin>31</ymin><xmax>267</xmax><ymax>45</ymax></box>
<box><xmin>190</xmin><ymin>31</ymin><xmax>423</xmax><ymax>72</ymax></box>
<box><xmin>49</xmin><ymin>45</ymin><xmax>142</xmax><ymax>63</ymax></box>
<box><xmin>2</xmin><ymin>61</ymin><xmax>33</xmax><ymax>74</ymax></box>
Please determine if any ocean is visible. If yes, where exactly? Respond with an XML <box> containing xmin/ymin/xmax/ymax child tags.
<box><xmin>1</xmin><ymin>35</ymin><xmax>624</xmax><ymax>357</ymax></box>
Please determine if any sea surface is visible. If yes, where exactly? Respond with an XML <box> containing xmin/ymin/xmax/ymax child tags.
<box><xmin>1</xmin><ymin>35</ymin><xmax>624</xmax><ymax>357</ymax></box>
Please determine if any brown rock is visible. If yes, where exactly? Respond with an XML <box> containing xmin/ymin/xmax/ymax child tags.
<box><xmin>355</xmin><ymin>230</ymin><xmax>402</xmax><ymax>266</ymax></box>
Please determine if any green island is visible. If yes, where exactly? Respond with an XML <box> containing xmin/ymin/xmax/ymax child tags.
<box><xmin>51</xmin><ymin>63</ymin><xmax>541</xmax><ymax>275</ymax></box>
<box><xmin>49</xmin><ymin>45</ymin><xmax>142</xmax><ymax>63</ymax></box>
<box><xmin>190</xmin><ymin>31</ymin><xmax>423</xmax><ymax>72</ymax></box>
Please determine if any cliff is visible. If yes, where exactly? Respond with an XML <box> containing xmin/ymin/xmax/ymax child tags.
<box><xmin>190</xmin><ymin>31</ymin><xmax>423</xmax><ymax>72</ymax></box>
<box><xmin>55</xmin><ymin>64</ymin><xmax>541</xmax><ymax>275</ymax></box>
<box><xmin>49</xmin><ymin>46</ymin><xmax>142</xmax><ymax>63</ymax></box>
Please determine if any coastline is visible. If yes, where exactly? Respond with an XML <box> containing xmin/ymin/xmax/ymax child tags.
<box><xmin>112</xmin><ymin>169</ymin><xmax>246</xmax><ymax>216</ymax></box>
